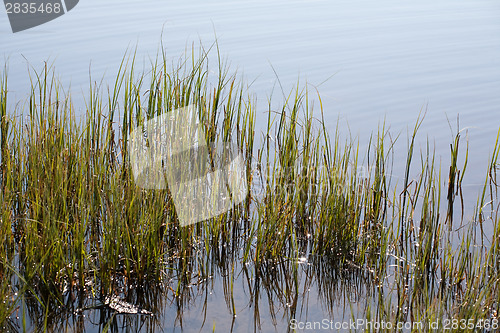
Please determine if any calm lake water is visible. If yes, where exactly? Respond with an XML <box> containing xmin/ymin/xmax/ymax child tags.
<box><xmin>2</xmin><ymin>0</ymin><xmax>500</xmax><ymax>331</ymax></box>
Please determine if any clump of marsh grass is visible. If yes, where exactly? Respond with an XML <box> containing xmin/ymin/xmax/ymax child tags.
<box><xmin>0</xmin><ymin>67</ymin><xmax>17</xmax><ymax>326</ymax></box>
<box><xmin>0</xmin><ymin>47</ymin><xmax>499</xmax><ymax>332</ymax></box>
<box><xmin>0</xmin><ymin>49</ymin><xmax>256</xmax><ymax>328</ymax></box>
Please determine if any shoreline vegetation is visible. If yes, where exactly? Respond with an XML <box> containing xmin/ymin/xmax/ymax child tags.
<box><xmin>0</xmin><ymin>48</ymin><xmax>499</xmax><ymax>332</ymax></box>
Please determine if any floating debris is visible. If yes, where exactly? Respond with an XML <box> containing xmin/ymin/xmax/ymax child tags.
<box><xmin>296</xmin><ymin>257</ymin><xmax>308</xmax><ymax>264</ymax></box>
<box><xmin>104</xmin><ymin>296</ymin><xmax>152</xmax><ymax>315</ymax></box>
